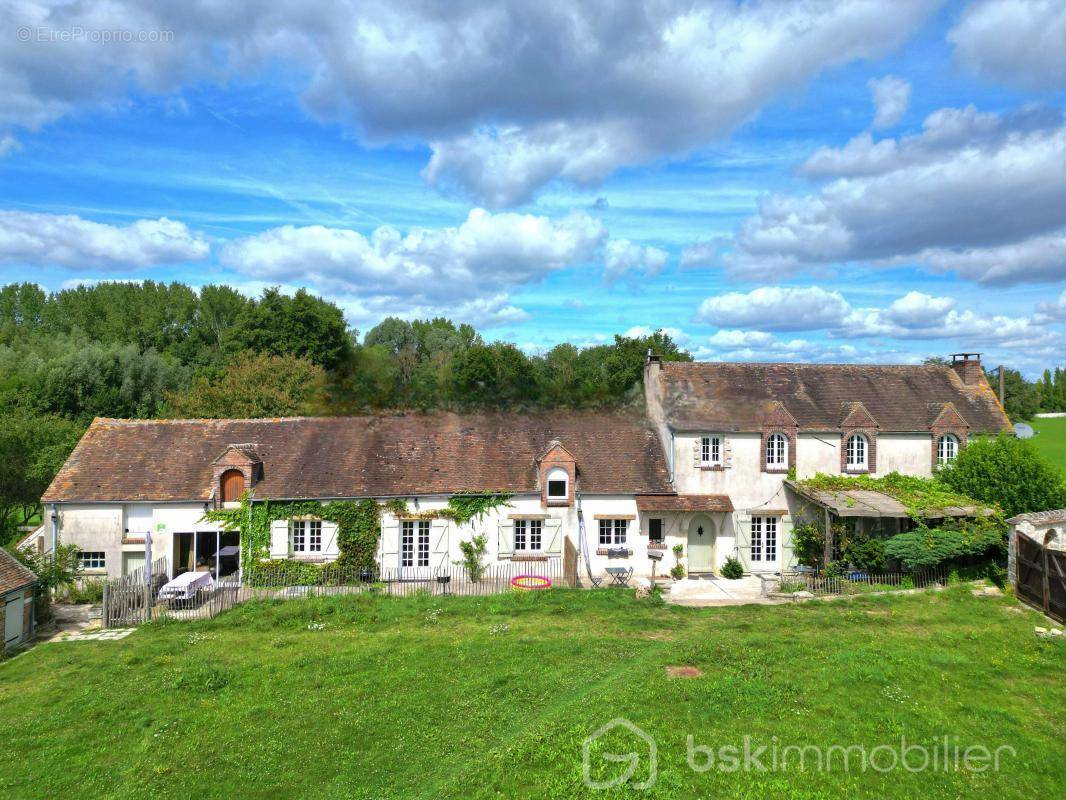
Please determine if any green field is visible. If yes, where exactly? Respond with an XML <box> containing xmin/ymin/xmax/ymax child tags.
<box><xmin>1031</xmin><ymin>416</ymin><xmax>1066</xmax><ymax>473</ymax></box>
<box><xmin>1</xmin><ymin>589</ymin><xmax>1064</xmax><ymax>799</ymax></box>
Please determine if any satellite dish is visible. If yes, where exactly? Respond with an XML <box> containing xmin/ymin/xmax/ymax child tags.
<box><xmin>1014</xmin><ymin>422</ymin><xmax>1035</xmax><ymax>439</ymax></box>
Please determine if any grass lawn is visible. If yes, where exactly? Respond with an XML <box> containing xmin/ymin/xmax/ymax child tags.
<box><xmin>1031</xmin><ymin>416</ymin><xmax>1066</xmax><ymax>473</ymax></box>
<box><xmin>2</xmin><ymin>589</ymin><xmax>1064</xmax><ymax>799</ymax></box>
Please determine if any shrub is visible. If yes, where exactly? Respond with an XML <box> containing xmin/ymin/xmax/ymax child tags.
<box><xmin>938</xmin><ymin>435</ymin><xmax>1066</xmax><ymax>518</ymax></box>
<box><xmin>720</xmin><ymin>556</ymin><xmax>744</xmax><ymax>579</ymax></box>
<box><xmin>63</xmin><ymin>579</ymin><xmax>105</xmax><ymax>605</ymax></box>
<box><xmin>669</xmin><ymin>563</ymin><xmax>686</xmax><ymax>580</ymax></box>
<box><xmin>843</xmin><ymin>536</ymin><xmax>886</xmax><ymax>572</ymax></box>
<box><xmin>454</xmin><ymin>534</ymin><xmax>488</xmax><ymax>583</ymax></box>
<box><xmin>791</xmin><ymin>523</ymin><xmax>824</xmax><ymax>568</ymax></box>
<box><xmin>883</xmin><ymin>518</ymin><xmax>1005</xmax><ymax>571</ymax></box>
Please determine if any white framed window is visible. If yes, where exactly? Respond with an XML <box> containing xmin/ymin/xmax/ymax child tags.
<box><xmin>937</xmin><ymin>434</ymin><xmax>959</xmax><ymax>465</ymax></box>
<box><xmin>514</xmin><ymin>519</ymin><xmax>543</xmax><ymax>551</ymax></box>
<box><xmin>291</xmin><ymin>520</ymin><xmax>323</xmax><ymax>554</ymax></box>
<box><xmin>401</xmin><ymin>520</ymin><xmax>430</xmax><ymax>567</ymax></box>
<box><xmin>845</xmin><ymin>433</ymin><xmax>868</xmax><ymax>471</ymax></box>
<box><xmin>766</xmin><ymin>433</ymin><xmax>788</xmax><ymax>468</ymax></box>
<box><xmin>750</xmin><ymin>517</ymin><xmax>778</xmax><ymax>563</ymax></box>
<box><xmin>700</xmin><ymin>435</ymin><xmax>722</xmax><ymax>466</ymax></box>
<box><xmin>546</xmin><ymin>467</ymin><xmax>569</xmax><ymax>501</ymax></box>
<box><xmin>598</xmin><ymin>518</ymin><xmax>628</xmax><ymax>547</ymax></box>
<box><xmin>79</xmin><ymin>551</ymin><xmax>105</xmax><ymax>570</ymax></box>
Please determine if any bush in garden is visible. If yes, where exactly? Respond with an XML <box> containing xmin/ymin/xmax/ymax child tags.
<box><xmin>720</xmin><ymin>556</ymin><xmax>744</xmax><ymax>579</ymax></box>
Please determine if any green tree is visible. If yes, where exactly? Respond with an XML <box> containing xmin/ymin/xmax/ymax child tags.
<box><xmin>450</xmin><ymin>343</ymin><xmax>536</xmax><ymax>407</ymax></box>
<box><xmin>0</xmin><ymin>413</ymin><xmax>85</xmax><ymax>544</ymax></box>
<box><xmin>938</xmin><ymin>435</ymin><xmax>1066</xmax><ymax>517</ymax></box>
<box><xmin>165</xmin><ymin>352</ymin><xmax>326</xmax><ymax>418</ymax></box>
<box><xmin>226</xmin><ymin>288</ymin><xmax>353</xmax><ymax>369</ymax></box>
<box><xmin>989</xmin><ymin>367</ymin><xmax>1040</xmax><ymax>422</ymax></box>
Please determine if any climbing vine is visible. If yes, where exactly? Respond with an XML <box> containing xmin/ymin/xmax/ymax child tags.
<box><xmin>202</xmin><ymin>491</ymin><xmax>511</xmax><ymax>577</ymax></box>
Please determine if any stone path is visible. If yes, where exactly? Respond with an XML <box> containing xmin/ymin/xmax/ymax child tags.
<box><xmin>666</xmin><ymin>575</ymin><xmax>779</xmax><ymax>607</ymax></box>
<box><xmin>49</xmin><ymin>628</ymin><xmax>135</xmax><ymax>643</ymax></box>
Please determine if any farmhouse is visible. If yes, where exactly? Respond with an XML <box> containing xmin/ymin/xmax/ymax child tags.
<box><xmin>30</xmin><ymin>353</ymin><xmax>1011</xmax><ymax>582</ymax></box>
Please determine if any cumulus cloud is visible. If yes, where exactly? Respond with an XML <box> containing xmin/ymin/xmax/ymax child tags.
<box><xmin>727</xmin><ymin>104</ymin><xmax>1066</xmax><ymax>284</ymax></box>
<box><xmin>869</xmin><ymin>75</ymin><xmax>911</xmax><ymax>129</ymax></box>
<box><xmin>1035</xmin><ymin>289</ymin><xmax>1066</xmax><ymax>321</ymax></box>
<box><xmin>603</xmin><ymin>239</ymin><xmax>668</xmax><ymax>282</ymax></box>
<box><xmin>949</xmin><ymin>0</ymin><xmax>1066</xmax><ymax>90</ymax></box>
<box><xmin>0</xmin><ymin>210</ymin><xmax>209</xmax><ymax>268</ymax></box>
<box><xmin>221</xmin><ymin>208</ymin><xmax>606</xmax><ymax>308</ymax></box>
<box><xmin>695</xmin><ymin>286</ymin><xmax>851</xmax><ymax>331</ymax></box>
<box><xmin>0</xmin><ymin>135</ymin><xmax>19</xmax><ymax>156</ymax></box>
<box><xmin>694</xmin><ymin>286</ymin><xmax>1052</xmax><ymax>347</ymax></box>
<box><xmin>694</xmin><ymin>329</ymin><xmax>920</xmax><ymax>365</ymax></box>
<box><xmin>1</xmin><ymin>0</ymin><xmax>940</xmax><ymax>206</ymax></box>
<box><xmin>679</xmin><ymin>240</ymin><xmax>720</xmax><ymax>268</ymax></box>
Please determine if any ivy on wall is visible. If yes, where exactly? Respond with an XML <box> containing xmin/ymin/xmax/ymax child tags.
<box><xmin>202</xmin><ymin>491</ymin><xmax>512</xmax><ymax>573</ymax></box>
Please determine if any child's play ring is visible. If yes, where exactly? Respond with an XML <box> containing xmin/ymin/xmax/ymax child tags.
<box><xmin>511</xmin><ymin>575</ymin><xmax>552</xmax><ymax>591</ymax></box>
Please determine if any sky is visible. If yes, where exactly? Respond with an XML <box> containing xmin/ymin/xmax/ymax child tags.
<box><xmin>1</xmin><ymin>0</ymin><xmax>1064</xmax><ymax>376</ymax></box>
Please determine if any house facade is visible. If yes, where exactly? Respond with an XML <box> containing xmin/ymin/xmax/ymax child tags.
<box><xmin>33</xmin><ymin>353</ymin><xmax>1011</xmax><ymax>582</ymax></box>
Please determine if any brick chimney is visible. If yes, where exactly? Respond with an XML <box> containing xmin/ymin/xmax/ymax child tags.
<box><xmin>950</xmin><ymin>353</ymin><xmax>983</xmax><ymax>385</ymax></box>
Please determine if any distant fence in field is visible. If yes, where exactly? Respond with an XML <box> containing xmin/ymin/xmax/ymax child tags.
<box><xmin>102</xmin><ymin>557</ymin><xmax>578</xmax><ymax>628</ymax></box>
<box><xmin>761</xmin><ymin>566</ymin><xmax>950</xmax><ymax>598</ymax></box>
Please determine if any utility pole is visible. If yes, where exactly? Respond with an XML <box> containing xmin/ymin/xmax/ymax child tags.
<box><xmin>998</xmin><ymin>365</ymin><xmax>1005</xmax><ymax>407</ymax></box>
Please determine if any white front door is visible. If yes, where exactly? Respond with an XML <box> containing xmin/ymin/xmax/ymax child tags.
<box><xmin>687</xmin><ymin>515</ymin><xmax>716</xmax><ymax>573</ymax></box>
<box><xmin>5</xmin><ymin>594</ymin><xmax>23</xmax><ymax>648</ymax></box>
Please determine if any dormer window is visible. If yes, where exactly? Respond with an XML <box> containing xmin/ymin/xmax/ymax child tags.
<box><xmin>766</xmin><ymin>433</ymin><xmax>788</xmax><ymax>469</ymax></box>
<box><xmin>220</xmin><ymin>469</ymin><xmax>245</xmax><ymax>503</ymax></box>
<box><xmin>700</xmin><ymin>435</ymin><xmax>722</xmax><ymax>467</ymax></box>
<box><xmin>546</xmin><ymin>467</ymin><xmax>569</xmax><ymax>501</ymax></box>
<box><xmin>937</xmin><ymin>434</ymin><xmax>959</xmax><ymax>465</ymax></box>
<box><xmin>845</xmin><ymin>433</ymin><xmax>868</xmax><ymax>471</ymax></box>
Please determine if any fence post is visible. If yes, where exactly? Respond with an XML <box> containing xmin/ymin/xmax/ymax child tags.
<box><xmin>1043</xmin><ymin>542</ymin><xmax>1052</xmax><ymax>617</ymax></box>
<box><xmin>103</xmin><ymin>583</ymin><xmax>110</xmax><ymax>628</ymax></box>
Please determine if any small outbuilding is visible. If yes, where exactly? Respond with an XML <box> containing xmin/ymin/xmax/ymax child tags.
<box><xmin>0</xmin><ymin>548</ymin><xmax>37</xmax><ymax>650</ymax></box>
<box><xmin>1008</xmin><ymin>510</ymin><xmax>1066</xmax><ymax>623</ymax></box>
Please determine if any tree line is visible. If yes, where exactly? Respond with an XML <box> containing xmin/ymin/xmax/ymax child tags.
<box><xmin>0</xmin><ymin>281</ymin><xmax>690</xmax><ymax>544</ymax></box>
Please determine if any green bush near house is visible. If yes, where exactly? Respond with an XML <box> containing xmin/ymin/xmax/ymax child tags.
<box><xmin>719</xmin><ymin>556</ymin><xmax>744</xmax><ymax>579</ymax></box>
<box><xmin>0</xmin><ymin>590</ymin><xmax>1063</xmax><ymax>798</ymax></box>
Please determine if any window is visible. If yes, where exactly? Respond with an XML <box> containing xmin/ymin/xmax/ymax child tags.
<box><xmin>79</xmin><ymin>551</ymin><xmax>105</xmax><ymax>570</ymax></box>
<box><xmin>845</xmin><ymin>433</ymin><xmax>868</xmax><ymax>471</ymax></box>
<box><xmin>750</xmin><ymin>517</ymin><xmax>778</xmax><ymax>563</ymax></box>
<box><xmin>937</xmin><ymin>434</ymin><xmax>959</xmax><ymax>465</ymax></box>
<box><xmin>546</xmin><ymin>467</ymin><xmax>569</xmax><ymax>501</ymax></box>
<box><xmin>220</xmin><ymin>469</ymin><xmax>244</xmax><ymax>503</ymax></box>
<box><xmin>766</xmin><ymin>433</ymin><xmax>788</xmax><ymax>468</ymax></box>
<box><xmin>598</xmin><ymin>518</ymin><xmax>628</xmax><ymax>547</ymax></box>
<box><xmin>291</xmin><ymin>520</ymin><xmax>322</xmax><ymax>554</ymax></box>
<box><xmin>514</xmin><ymin>519</ymin><xmax>543</xmax><ymax>551</ymax></box>
<box><xmin>700</xmin><ymin>435</ymin><xmax>723</xmax><ymax>466</ymax></box>
<box><xmin>401</xmin><ymin>520</ymin><xmax>430</xmax><ymax>567</ymax></box>
<box><xmin>648</xmin><ymin>518</ymin><xmax>664</xmax><ymax>546</ymax></box>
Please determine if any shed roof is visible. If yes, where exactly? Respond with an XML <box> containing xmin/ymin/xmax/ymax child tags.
<box><xmin>784</xmin><ymin>480</ymin><xmax>989</xmax><ymax>519</ymax></box>
<box><xmin>1006</xmin><ymin>509</ymin><xmax>1066</xmax><ymax>526</ymax></box>
<box><xmin>0</xmin><ymin>548</ymin><xmax>36</xmax><ymax>595</ymax></box>
<box><xmin>657</xmin><ymin>361</ymin><xmax>1011</xmax><ymax>433</ymax></box>
<box><xmin>635</xmin><ymin>494</ymin><xmax>734</xmax><ymax>513</ymax></box>
<box><xmin>43</xmin><ymin>412</ymin><xmax>673</xmax><ymax>503</ymax></box>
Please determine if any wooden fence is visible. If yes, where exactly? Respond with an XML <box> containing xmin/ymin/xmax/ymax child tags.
<box><xmin>1015</xmin><ymin>532</ymin><xmax>1066</xmax><ymax>623</ymax></box>
<box><xmin>103</xmin><ymin>557</ymin><xmax>578</xmax><ymax>628</ymax></box>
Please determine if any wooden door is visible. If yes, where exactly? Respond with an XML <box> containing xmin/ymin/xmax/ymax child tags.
<box><xmin>220</xmin><ymin>470</ymin><xmax>245</xmax><ymax>502</ymax></box>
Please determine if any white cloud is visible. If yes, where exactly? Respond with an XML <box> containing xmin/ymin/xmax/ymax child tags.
<box><xmin>679</xmin><ymin>240</ymin><xmax>719</xmax><ymax>268</ymax></box>
<box><xmin>694</xmin><ymin>286</ymin><xmax>1052</xmax><ymax>348</ymax></box>
<box><xmin>695</xmin><ymin>286</ymin><xmax>851</xmax><ymax>331</ymax></box>
<box><xmin>869</xmin><ymin>75</ymin><xmax>911</xmax><ymax>129</ymax></box>
<box><xmin>0</xmin><ymin>135</ymin><xmax>19</xmax><ymax>157</ymax></box>
<box><xmin>221</xmin><ymin>208</ymin><xmax>606</xmax><ymax>301</ymax></box>
<box><xmin>694</xmin><ymin>329</ymin><xmax>916</xmax><ymax>365</ymax></box>
<box><xmin>1</xmin><ymin>0</ymin><xmax>941</xmax><ymax>207</ymax></box>
<box><xmin>603</xmin><ymin>239</ymin><xmax>668</xmax><ymax>282</ymax></box>
<box><xmin>0</xmin><ymin>210</ymin><xmax>209</xmax><ymax>268</ymax></box>
<box><xmin>728</xmin><ymin>104</ymin><xmax>1066</xmax><ymax>284</ymax></box>
<box><xmin>622</xmin><ymin>326</ymin><xmax>688</xmax><ymax>343</ymax></box>
<box><xmin>1035</xmin><ymin>289</ymin><xmax>1066</xmax><ymax>321</ymax></box>
<box><xmin>949</xmin><ymin>0</ymin><xmax>1066</xmax><ymax>90</ymax></box>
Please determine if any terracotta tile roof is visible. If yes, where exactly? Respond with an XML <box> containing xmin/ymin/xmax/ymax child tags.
<box><xmin>0</xmin><ymin>548</ymin><xmax>36</xmax><ymax>594</ymax></box>
<box><xmin>658</xmin><ymin>362</ymin><xmax>1012</xmax><ymax>433</ymax></box>
<box><xmin>43</xmin><ymin>411</ymin><xmax>673</xmax><ymax>503</ymax></box>
<box><xmin>636</xmin><ymin>494</ymin><xmax>734</xmax><ymax>513</ymax></box>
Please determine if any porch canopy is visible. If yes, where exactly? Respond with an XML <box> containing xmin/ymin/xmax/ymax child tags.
<box><xmin>636</xmin><ymin>494</ymin><xmax>734</xmax><ymax>513</ymax></box>
<box><xmin>784</xmin><ymin>480</ymin><xmax>987</xmax><ymax>519</ymax></box>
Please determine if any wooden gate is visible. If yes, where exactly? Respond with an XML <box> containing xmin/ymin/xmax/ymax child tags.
<box><xmin>1015</xmin><ymin>531</ymin><xmax>1066</xmax><ymax>623</ymax></box>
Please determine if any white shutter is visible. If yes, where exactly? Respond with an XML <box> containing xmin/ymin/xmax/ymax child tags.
<box><xmin>269</xmin><ymin>520</ymin><xmax>289</xmax><ymax>560</ymax></box>
<box><xmin>693</xmin><ymin>437</ymin><xmax>702</xmax><ymax>467</ymax></box>
<box><xmin>498</xmin><ymin>520</ymin><xmax>514</xmax><ymax>559</ymax></box>
<box><xmin>723</xmin><ymin>438</ymin><xmax>733</xmax><ymax>469</ymax></box>
<box><xmin>321</xmin><ymin>521</ymin><xmax>340</xmax><ymax>558</ymax></box>
<box><xmin>779</xmin><ymin>516</ymin><xmax>796</xmax><ymax>570</ymax></box>
<box><xmin>431</xmin><ymin>519</ymin><xmax>449</xmax><ymax>570</ymax></box>
<box><xmin>543</xmin><ymin>518</ymin><xmax>563</xmax><ymax>555</ymax></box>
<box><xmin>735</xmin><ymin>515</ymin><xmax>751</xmax><ymax>571</ymax></box>
<box><xmin>380</xmin><ymin>516</ymin><xmax>400</xmax><ymax>570</ymax></box>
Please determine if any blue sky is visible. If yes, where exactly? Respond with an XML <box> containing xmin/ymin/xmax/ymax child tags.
<box><xmin>1</xmin><ymin>1</ymin><xmax>1064</xmax><ymax>375</ymax></box>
